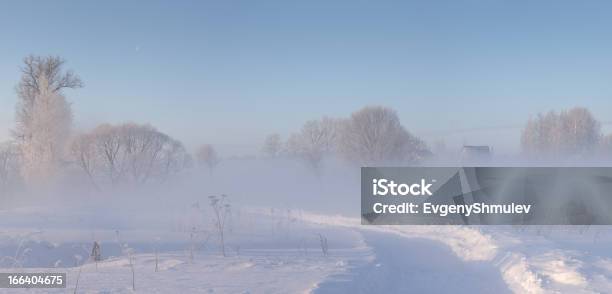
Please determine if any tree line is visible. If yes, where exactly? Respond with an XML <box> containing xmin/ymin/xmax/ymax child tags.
<box><xmin>0</xmin><ymin>55</ymin><xmax>609</xmax><ymax>195</ymax></box>
<box><xmin>521</xmin><ymin>107</ymin><xmax>610</xmax><ymax>159</ymax></box>
<box><xmin>0</xmin><ymin>56</ymin><xmax>194</xmax><ymax>192</ymax></box>
<box><xmin>262</xmin><ymin>106</ymin><xmax>431</xmax><ymax>173</ymax></box>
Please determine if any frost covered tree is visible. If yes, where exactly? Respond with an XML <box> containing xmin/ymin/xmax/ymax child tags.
<box><xmin>13</xmin><ymin>56</ymin><xmax>82</xmax><ymax>184</ymax></box>
<box><xmin>559</xmin><ymin>107</ymin><xmax>601</xmax><ymax>154</ymax></box>
<box><xmin>521</xmin><ymin>107</ymin><xmax>600</xmax><ymax>157</ymax></box>
<box><xmin>261</xmin><ymin>133</ymin><xmax>282</xmax><ymax>158</ymax></box>
<box><xmin>286</xmin><ymin>117</ymin><xmax>339</xmax><ymax>172</ymax></box>
<box><xmin>196</xmin><ymin>144</ymin><xmax>219</xmax><ymax>175</ymax></box>
<box><xmin>337</xmin><ymin>106</ymin><xmax>429</xmax><ymax>165</ymax></box>
<box><xmin>70</xmin><ymin>123</ymin><xmax>190</xmax><ymax>188</ymax></box>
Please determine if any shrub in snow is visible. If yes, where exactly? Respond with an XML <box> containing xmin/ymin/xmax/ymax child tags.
<box><xmin>209</xmin><ymin>194</ymin><xmax>231</xmax><ymax>257</ymax></box>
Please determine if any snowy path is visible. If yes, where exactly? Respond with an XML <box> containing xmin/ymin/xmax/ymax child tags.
<box><xmin>3</xmin><ymin>207</ymin><xmax>612</xmax><ymax>293</ymax></box>
<box><xmin>302</xmin><ymin>213</ymin><xmax>544</xmax><ymax>293</ymax></box>
<box><xmin>315</xmin><ymin>231</ymin><xmax>511</xmax><ymax>294</ymax></box>
<box><xmin>304</xmin><ymin>213</ymin><xmax>612</xmax><ymax>293</ymax></box>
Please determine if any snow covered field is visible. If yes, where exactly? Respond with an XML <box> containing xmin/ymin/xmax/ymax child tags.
<box><xmin>0</xmin><ymin>206</ymin><xmax>373</xmax><ymax>293</ymax></box>
<box><xmin>0</xmin><ymin>249</ymin><xmax>368</xmax><ymax>293</ymax></box>
<box><xmin>1</xmin><ymin>206</ymin><xmax>612</xmax><ymax>293</ymax></box>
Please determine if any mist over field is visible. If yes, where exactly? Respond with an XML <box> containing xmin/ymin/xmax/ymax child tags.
<box><xmin>2</xmin><ymin>72</ymin><xmax>612</xmax><ymax>292</ymax></box>
<box><xmin>1</xmin><ymin>56</ymin><xmax>612</xmax><ymax>292</ymax></box>
<box><xmin>3</xmin><ymin>1</ymin><xmax>612</xmax><ymax>293</ymax></box>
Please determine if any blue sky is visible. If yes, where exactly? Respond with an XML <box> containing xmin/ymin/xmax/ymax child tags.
<box><xmin>1</xmin><ymin>0</ymin><xmax>612</xmax><ymax>154</ymax></box>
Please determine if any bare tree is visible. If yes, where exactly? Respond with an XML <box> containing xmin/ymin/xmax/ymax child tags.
<box><xmin>286</xmin><ymin>117</ymin><xmax>339</xmax><ymax>173</ymax></box>
<box><xmin>159</xmin><ymin>139</ymin><xmax>192</xmax><ymax>181</ymax></box>
<box><xmin>522</xmin><ymin>111</ymin><xmax>559</xmax><ymax>155</ymax></box>
<box><xmin>521</xmin><ymin>107</ymin><xmax>600</xmax><ymax>158</ymax></box>
<box><xmin>261</xmin><ymin>133</ymin><xmax>282</xmax><ymax>158</ymax></box>
<box><xmin>337</xmin><ymin>106</ymin><xmax>429</xmax><ymax>165</ymax></box>
<box><xmin>196</xmin><ymin>144</ymin><xmax>219</xmax><ymax>175</ymax></box>
<box><xmin>119</xmin><ymin>123</ymin><xmax>172</xmax><ymax>183</ymax></box>
<box><xmin>70</xmin><ymin>133</ymin><xmax>100</xmax><ymax>189</ymax></box>
<box><xmin>13</xmin><ymin>55</ymin><xmax>82</xmax><ymax>184</ymax></box>
<box><xmin>559</xmin><ymin>107</ymin><xmax>600</xmax><ymax>154</ymax></box>
<box><xmin>318</xmin><ymin>116</ymin><xmax>340</xmax><ymax>153</ymax></box>
<box><xmin>70</xmin><ymin>123</ymin><xmax>190</xmax><ymax>188</ymax></box>
<box><xmin>92</xmin><ymin>124</ymin><xmax>123</xmax><ymax>184</ymax></box>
